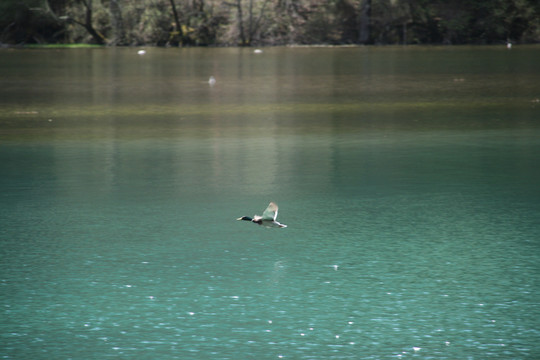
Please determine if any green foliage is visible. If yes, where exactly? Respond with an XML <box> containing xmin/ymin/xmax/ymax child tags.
<box><xmin>135</xmin><ymin>1</ymin><xmax>172</xmax><ymax>45</ymax></box>
<box><xmin>1</xmin><ymin>0</ymin><xmax>64</xmax><ymax>44</ymax></box>
<box><xmin>24</xmin><ymin>43</ymin><xmax>102</xmax><ymax>48</ymax></box>
<box><xmin>1</xmin><ymin>0</ymin><xmax>539</xmax><ymax>46</ymax></box>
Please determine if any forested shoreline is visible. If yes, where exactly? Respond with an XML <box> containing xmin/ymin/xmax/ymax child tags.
<box><xmin>2</xmin><ymin>0</ymin><xmax>539</xmax><ymax>47</ymax></box>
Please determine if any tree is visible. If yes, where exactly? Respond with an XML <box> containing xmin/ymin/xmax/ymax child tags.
<box><xmin>247</xmin><ymin>0</ymin><xmax>271</xmax><ymax>45</ymax></box>
<box><xmin>0</xmin><ymin>0</ymin><xmax>65</xmax><ymax>44</ymax></box>
<box><xmin>358</xmin><ymin>0</ymin><xmax>371</xmax><ymax>43</ymax></box>
<box><xmin>69</xmin><ymin>0</ymin><xmax>107</xmax><ymax>44</ymax></box>
<box><xmin>234</xmin><ymin>0</ymin><xmax>247</xmax><ymax>45</ymax></box>
<box><xmin>168</xmin><ymin>0</ymin><xmax>184</xmax><ymax>45</ymax></box>
<box><xmin>1</xmin><ymin>0</ymin><xmax>539</xmax><ymax>46</ymax></box>
<box><xmin>109</xmin><ymin>0</ymin><xmax>125</xmax><ymax>45</ymax></box>
<box><xmin>225</xmin><ymin>0</ymin><xmax>271</xmax><ymax>46</ymax></box>
<box><xmin>42</xmin><ymin>0</ymin><xmax>106</xmax><ymax>44</ymax></box>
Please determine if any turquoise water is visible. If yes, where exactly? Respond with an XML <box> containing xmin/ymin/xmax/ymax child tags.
<box><xmin>1</xmin><ymin>47</ymin><xmax>540</xmax><ymax>359</ymax></box>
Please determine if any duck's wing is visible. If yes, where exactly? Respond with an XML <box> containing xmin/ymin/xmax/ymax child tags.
<box><xmin>261</xmin><ymin>202</ymin><xmax>279</xmax><ymax>221</ymax></box>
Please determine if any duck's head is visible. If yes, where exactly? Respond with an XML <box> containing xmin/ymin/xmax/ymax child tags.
<box><xmin>237</xmin><ymin>216</ymin><xmax>253</xmax><ymax>221</ymax></box>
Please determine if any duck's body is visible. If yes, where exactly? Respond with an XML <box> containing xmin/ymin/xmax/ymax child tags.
<box><xmin>237</xmin><ymin>202</ymin><xmax>287</xmax><ymax>228</ymax></box>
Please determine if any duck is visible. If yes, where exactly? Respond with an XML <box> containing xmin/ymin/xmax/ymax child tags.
<box><xmin>237</xmin><ymin>202</ymin><xmax>287</xmax><ymax>228</ymax></box>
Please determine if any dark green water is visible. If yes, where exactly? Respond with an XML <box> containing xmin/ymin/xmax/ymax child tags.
<box><xmin>1</xmin><ymin>46</ymin><xmax>539</xmax><ymax>359</ymax></box>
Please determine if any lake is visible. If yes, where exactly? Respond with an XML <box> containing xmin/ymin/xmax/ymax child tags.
<box><xmin>1</xmin><ymin>46</ymin><xmax>539</xmax><ymax>359</ymax></box>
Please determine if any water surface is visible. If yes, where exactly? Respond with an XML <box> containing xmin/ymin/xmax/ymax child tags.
<box><xmin>1</xmin><ymin>46</ymin><xmax>539</xmax><ymax>359</ymax></box>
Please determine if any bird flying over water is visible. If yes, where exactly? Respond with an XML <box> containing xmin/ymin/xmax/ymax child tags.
<box><xmin>237</xmin><ymin>202</ymin><xmax>287</xmax><ymax>228</ymax></box>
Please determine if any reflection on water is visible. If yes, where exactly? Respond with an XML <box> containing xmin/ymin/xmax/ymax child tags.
<box><xmin>1</xmin><ymin>47</ymin><xmax>540</xmax><ymax>359</ymax></box>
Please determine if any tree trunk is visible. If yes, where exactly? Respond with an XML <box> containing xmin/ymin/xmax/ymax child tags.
<box><xmin>236</xmin><ymin>0</ymin><xmax>247</xmax><ymax>45</ymax></box>
<box><xmin>109</xmin><ymin>0</ymin><xmax>125</xmax><ymax>45</ymax></box>
<box><xmin>169</xmin><ymin>0</ymin><xmax>184</xmax><ymax>45</ymax></box>
<box><xmin>250</xmin><ymin>0</ymin><xmax>270</xmax><ymax>45</ymax></box>
<box><xmin>358</xmin><ymin>0</ymin><xmax>371</xmax><ymax>44</ymax></box>
<box><xmin>80</xmin><ymin>0</ymin><xmax>106</xmax><ymax>44</ymax></box>
<box><xmin>248</xmin><ymin>0</ymin><xmax>253</xmax><ymax>44</ymax></box>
